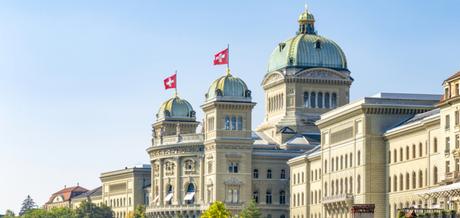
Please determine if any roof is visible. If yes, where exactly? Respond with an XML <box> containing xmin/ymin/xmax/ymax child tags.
<box><xmin>444</xmin><ymin>71</ymin><xmax>460</xmax><ymax>83</ymax></box>
<box><xmin>156</xmin><ymin>96</ymin><xmax>195</xmax><ymax>121</ymax></box>
<box><xmin>205</xmin><ymin>73</ymin><xmax>251</xmax><ymax>102</ymax></box>
<box><xmin>386</xmin><ymin>108</ymin><xmax>440</xmax><ymax>134</ymax></box>
<box><xmin>46</xmin><ymin>186</ymin><xmax>88</xmax><ymax>204</ymax></box>
<box><xmin>72</xmin><ymin>186</ymin><xmax>102</xmax><ymax>200</ymax></box>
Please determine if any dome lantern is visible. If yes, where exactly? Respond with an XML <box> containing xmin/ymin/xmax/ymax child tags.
<box><xmin>298</xmin><ymin>4</ymin><xmax>315</xmax><ymax>35</ymax></box>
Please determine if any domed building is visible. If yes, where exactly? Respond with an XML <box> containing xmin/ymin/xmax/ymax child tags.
<box><xmin>146</xmin><ymin>7</ymin><xmax>352</xmax><ymax>218</ymax></box>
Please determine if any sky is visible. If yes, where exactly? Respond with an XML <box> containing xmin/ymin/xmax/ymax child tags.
<box><xmin>0</xmin><ymin>0</ymin><xmax>459</xmax><ymax>213</ymax></box>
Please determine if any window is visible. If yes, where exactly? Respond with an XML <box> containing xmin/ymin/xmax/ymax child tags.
<box><xmin>350</xmin><ymin>153</ymin><xmax>353</xmax><ymax>167</ymax></box>
<box><xmin>399</xmin><ymin>174</ymin><xmax>403</xmax><ymax>191</ymax></box>
<box><xmin>345</xmin><ymin>154</ymin><xmax>349</xmax><ymax>168</ymax></box>
<box><xmin>456</xmin><ymin>110</ymin><xmax>459</xmax><ymax>126</ymax></box>
<box><xmin>304</xmin><ymin>92</ymin><xmax>309</xmax><ymax>108</ymax></box>
<box><xmin>281</xmin><ymin>169</ymin><xmax>286</xmax><ymax>179</ymax></box>
<box><xmin>266</xmin><ymin>191</ymin><xmax>272</xmax><ymax>204</ymax></box>
<box><xmin>185</xmin><ymin>160</ymin><xmax>194</xmax><ymax>171</ymax></box>
<box><xmin>393</xmin><ymin>175</ymin><xmax>397</xmax><ymax>192</ymax></box>
<box><xmin>388</xmin><ymin>151</ymin><xmax>391</xmax><ymax>163</ymax></box>
<box><xmin>446</xmin><ymin>137</ymin><xmax>451</xmax><ymax>153</ymax></box>
<box><xmin>279</xmin><ymin>191</ymin><xmax>286</xmax><ymax>204</ymax></box>
<box><xmin>357</xmin><ymin>175</ymin><xmax>361</xmax><ymax>193</ymax></box>
<box><xmin>419</xmin><ymin>170</ymin><xmax>423</xmax><ymax>188</ymax></box>
<box><xmin>412</xmin><ymin>144</ymin><xmax>416</xmax><ymax>159</ymax></box>
<box><xmin>434</xmin><ymin>137</ymin><xmax>438</xmax><ymax>153</ymax></box>
<box><xmin>340</xmin><ymin>156</ymin><xmax>343</xmax><ymax>170</ymax></box>
<box><xmin>332</xmin><ymin>158</ymin><xmax>335</xmax><ymax>172</ymax></box>
<box><xmin>237</xmin><ymin>116</ymin><xmax>243</xmax><ymax>130</ymax></box>
<box><xmin>185</xmin><ymin>183</ymin><xmax>196</xmax><ymax>204</ymax></box>
<box><xmin>324</xmin><ymin>160</ymin><xmax>327</xmax><ymax>173</ymax></box>
<box><xmin>331</xmin><ymin>93</ymin><xmax>337</xmax><ymax>108</ymax></box>
<box><xmin>325</xmin><ymin>92</ymin><xmax>330</xmax><ymax>108</ymax></box>
<box><xmin>456</xmin><ymin>135</ymin><xmax>460</xmax><ymax>148</ymax></box>
<box><xmin>267</xmin><ymin>169</ymin><xmax>272</xmax><ymax>179</ymax></box>
<box><xmin>433</xmin><ymin>166</ymin><xmax>438</xmax><ymax>184</ymax></box>
<box><xmin>456</xmin><ymin>159</ymin><xmax>460</xmax><ymax>172</ymax></box>
<box><xmin>405</xmin><ymin>173</ymin><xmax>410</xmax><ymax>190</ymax></box>
<box><xmin>446</xmin><ymin>161</ymin><xmax>450</xmax><ymax>173</ymax></box>
<box><xmin>253</xmin><ymin>169</ymin><xmax>259</xmax><ymax>178</ymax></box>
<box><xmin>225</xmin><ymin>116</ymin><xmax>230</xmax><ymax>130</ymax></box>
<box><xmin>228</xmin><ymin>162</ymin><xmax>238</xmax><ymax>173</ymax></box>
<box><xmin>400</xmin><ymin>148</ymin><xmax>403</xmax><ymax>161</ymax></box>
<box><xmin>446</xmin><ymin>115</ymin><xmax>451</xmax><ymax>130</ymax></box>
<box><xmin>253</xmin><ymin>191</ymin><xmax>259</xmax><ymax>203</ymax></box>
<box><xmin>318</xmin><ymin>92</ymin><xmax>323</xmax><ymax>108</ymax></box>
<box><xmin>231</xmin><ymin>116</ymin><xmax>237</xmax><ymax>130</ymax></box>
<box><xmin>310</xmin><ymin>92</ymin><xmax>316</xmax><ymax>108</ymax></box>
<box><xmin>226</xmin><ymin>187</ymin><xmax>239</xmax><ymax>203</ymax></box>
<box><xmin>419</xmin><ymin>143</ymin><xmax>423</xmax><ymax>157</ymax></box>
<box><xmin>412</xmin><ymin>172</ymin><xmax>416</xmax><ymax>189</ymax></box>
<box><xmin>394</xmin><ymin>149</ymin><xmax>397</xmax><ymax>163</ymax></box>
<box><xmin>357</xmin><ymin>150</ymin><xmax>361</xmax><ymax>166</ymax></box>
<box><xmin>406</xmin><ymin>146</ymin><xmax>410</xmax><ymax>160</ymax></box>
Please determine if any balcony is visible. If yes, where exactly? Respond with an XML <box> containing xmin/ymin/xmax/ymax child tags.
<box><xmin>322</xmin><ymin>194</ymin><xmax>354</xmax><ymax>208</ymax></box>
<box><xmin>443</xmin><ymin>171</ymin><xmax>460</xmax><ymax>183</ymax></box>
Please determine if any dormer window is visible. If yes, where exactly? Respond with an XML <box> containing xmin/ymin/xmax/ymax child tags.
<box><xmin>279</xmin><ymin>43</ymin><xmax>286</xmax><ymax>51</ymax></box>
<box><xmin>315</xmin><ymin>40</ymin><xmax>321</xmax><ymax>49</ymax></box>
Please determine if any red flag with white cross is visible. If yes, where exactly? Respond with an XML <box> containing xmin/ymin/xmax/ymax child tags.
<box><xmin>213</xmin><ymin>48</ymin><xmax>229</xmax><ymax>65</ymax></box>
<box><xmin>163</xmin><ymin>74</ymin><xmax>176</xmax><ymax>90</ymax></box>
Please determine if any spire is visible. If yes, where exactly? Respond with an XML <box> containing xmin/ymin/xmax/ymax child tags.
<box><xmin>298</xmin><ymin>4</ymin><xmax>316</xmax><ymax>35</ymax></box>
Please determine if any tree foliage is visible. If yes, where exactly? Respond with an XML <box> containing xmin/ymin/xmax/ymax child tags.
<box><xmin>239</xmin><ymin>199</ymin><xmax>261</xmax><ymax>218</ymax></box>
<box><xmin>75</xmin><ymin>200</ymin><xmax>113</xmax><ymax>218</ymax></box>
<box><xmin>127</xmin><ymin>205</ymin><xmax>146</xmax><ymax>218</ymax></box>
<box><xmin>201</xmin><ymin>201</ymin><xmax>232</xmax><ymax>218</ymax></box>
<box><xmin>19</xmin><ymin>195</ymin><xmax>37</xmax><ymax>216</ymax></box>
<box><xmin>4</xmin><ymin>209</ymin><xmax>16</xmax><ymax>218</ymax></box>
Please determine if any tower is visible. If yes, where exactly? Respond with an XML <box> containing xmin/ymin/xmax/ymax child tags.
<box><xmin>257</xmin><ymin>7</ymin><xmax>353</xmax><ymax>145</ymax></box>
<box><xmin>201</xmin><ymin>72</ymin><xmax>256</xmax><ymax>212</ymax></box>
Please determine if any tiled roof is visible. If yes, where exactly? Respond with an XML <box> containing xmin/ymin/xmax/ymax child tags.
<box><xmin>445</xmin><ymin>71</ymin><xmax>460</xmax><ymax>82</ymax></box>
<box><xmin>72</xmin><ymin>186</ymin><xmax>102</xmax><ymax>199</ymax></box>
<box><xmin>46</xmin><ymin>186</ymin><xmax>88</xmax><ymax>204</ymax></box>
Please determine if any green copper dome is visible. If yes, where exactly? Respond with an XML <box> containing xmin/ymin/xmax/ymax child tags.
<box><xmin>206</xmin><ymin>73</ymin><xmax>251</xmax><ymax>102</ymax></box>
<box><xmin>267</xmin><ymin>9</ymin><xmax>347</xmax><ymax>73</ymax></box>
<box><xmin>156</xmin><ymin>96</ymin><xmax>196</xmax><ymax>121</ymax></box>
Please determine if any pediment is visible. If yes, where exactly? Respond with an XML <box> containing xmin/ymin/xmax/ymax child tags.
<box><xmin>262</xmin><ymin>72</ymin><xmax>284</xmax><ymax>86</ymax></box>
<box><xmin>296</xmin><ymin>68</ymin><xmax>347</xmax><ymax>80</ymax></box>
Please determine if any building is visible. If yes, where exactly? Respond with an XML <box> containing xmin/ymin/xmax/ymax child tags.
<box><xmin>145</xmin><ymin>6</ymin><xmax>351</xmax><ymax>218</ymax></box>
<box><xmin>44</xmin><ymin>185</ymin><xmax>88</xmax><ymax>210</ymax></box>
<box><xmin>71</xmin><ymin>186</ymin><xmax>103</xmax><ymax>209</ymax></box>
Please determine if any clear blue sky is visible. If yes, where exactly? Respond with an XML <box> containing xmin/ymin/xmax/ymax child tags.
<box><xmin>1</xmin><ymin>0</ymin><xmax>459</xmax><ymax>213</ymax></box>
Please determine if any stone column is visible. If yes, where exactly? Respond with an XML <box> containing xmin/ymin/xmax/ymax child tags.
<box><xmin>159</xmin><ymin>159</ymin><xmax>164</xmax><ymax>206</ymax></box>
<box><xmin>200</xmin><ymin>155</ymin><xmax>205</xmax><ymax>204</ymax></box>
<box><xmin>174</xmin><ymin>156</ymin><xmax>181</xmax><ymax>205</ymax></box>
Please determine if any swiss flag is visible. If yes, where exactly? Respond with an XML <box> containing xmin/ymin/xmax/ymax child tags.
<box><xmin>213</xmin><ymin>48</ymin><xmax>229</xmax><ymax>65</ymax></box>
<box><xmin>164</xmin><ymin>74</ymin><xmax>176</xmax><ymax>90</ymax></box>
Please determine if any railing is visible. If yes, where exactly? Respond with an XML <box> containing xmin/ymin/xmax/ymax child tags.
<box><xmin>153</xmin><ymin>134</ymin><xmax>203</xmax><ymax>146</ymax></box>
<box><xmin>322</xmin><ymin>193</ymin><xmax>353</xmax><ymax>204</ymax></box>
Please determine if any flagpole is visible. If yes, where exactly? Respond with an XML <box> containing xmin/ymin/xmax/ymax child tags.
<box><xmin>227</xmin><ymin>44</ymin><xmax>230</xmax><ymax>75</ymax></box>
<box><xmin>175</xmin><ymin>70</ymin><xmax>178</xmax><ymax>97</ymax></box>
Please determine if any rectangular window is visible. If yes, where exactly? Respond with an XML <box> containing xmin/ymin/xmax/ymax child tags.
<box><xmin>446</xmin><ymin>115</ymin><xmax>451</xmax><ymax>130</ymax></box>
<box><xmin>456</xmin><ymin>111</ymin><xmax>460</xmax><ymax>126</ymax></box>
<box><xmin>457</xmin><ymin>135</ymin><xmax>460</xmax><ymax>149</ymax></box>
<box><xmin>446</xmin><ymin>161</ymin><xmax>451</xmax><ymax>173</ymax></box>
<box><xmin>446</xmin><ymin>137</ymin><xmax>451</xmax><ymax>154</ymax></box>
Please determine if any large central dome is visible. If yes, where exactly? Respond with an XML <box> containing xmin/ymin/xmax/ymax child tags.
<box><xmin>267</xmin><ymin>9</ymin><xmax>348</xmax><ymax>73</ymax></box>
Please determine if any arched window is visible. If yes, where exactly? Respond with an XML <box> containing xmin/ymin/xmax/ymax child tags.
<box><xmin>434</xmin><ymin>137</ymin><xmax>438</xmax><ymax>152</ymax></box>
<box><xmin>304</xmin><ymin>92</ymin><xmax>309</xmax><ymax>108</ymax></box>
<box><xmin>324</xmin><ymin>160</ymin><xmax>328</xmax><ymax>173</ymax></box>
<box><xmin>412</xmin><ymin>172</ymin><xmax>416</xmax><ymax>189</ymax></box>
<box><xmin>406</xmin><ymin>173</ymin><xmax>410</xmax><ymax>190</ymax></box>
<box><xmin>345</xmin><ymin>154</ymin><xmax>348</xmax><ymax>168</ymax></box>
<box><xmin>388</xmin><ymin>151</ymin><xmax>391</xmax><ymax>163</ymax></box>
<box><xmin>325</xmin><ymin>92</ymin><xmax>330</xmax><ymax>108</ymax></box>
<box><xmin>357</xmin><ymin>151</ymin><xmax>361</xmax><ymax>166</ymax></box>
<box><xmin>393</xmin><ymin>175</ymin><xmax>397</xmax><ymax>192</ymax></box>
<box><xmin>279</xmin><ymin>191</ymin><xmax>286</xmax><ymax>204</ymax></box>
<box><xmin>331</xmin><ymin>93</ymin><xmax>337</xmax><ymax>108</ymax></box>
<box><xmin>388</xmin><ymin>177</ymin><xmax>391</xmax><ymax>192</ymax></box>
<box><xmin>394</xmin><ymin>149</ymin><xmax>397</xmax><ymax>163</ymax></box>
<box><xmin>332</xmin><ymin>158</ymin><xmax>335</xmax><ymax>172</ymax></box>
<box><xmin>350</xmin><ymin>153</ymin><xmax>353</xmax><ymax>167</ymax></box>
<box><xmin>225</xmin><ymin>116</ymin><xmax>230</xmax><ymax>130</ymax></box>
<box><xmin>340</xmin><ymin>156</ymin><xmax>343</xmax><ymax>170</ymax></box>
<box><xmin>399</xmin><ymin>174</ymin><xmax>403</xmax><ymax>190</ymax></box>
<box><xmin>281</xmin><ymin>169</ymin><xmax>286</xmax><ymax>179</ymax></box>
<box><xmin>231</xmin><ymin>116</ymin><xmax>237</xmax><ymax>130</ymax></box>
<box><xmin>412</xmin><ymin>144</ymin><xmax>416</xmax><ymax>159</ymax></box>
<box><xmin>357</xmin><ymin>175</ymin><xmax>361</xmax><ymax>193</ymax></box>
<box><xmin>433</xmin><ymin>166</ymin><xmax>438</xmax><ymax>184</ymax></box>
<box><xmin>253</xmin><ymin>169</ymin><xmax>259</xmax><ymax>178</ymax></box>
<box><xmin>331</xmin><ymin>180</ymin><xmax>335</xmax><ymax>195</ymax></box>
<box><xmin>406</xmin><ymin>146</ymin><xmax>410</xmax><ymax>160</ymax></box>
<box><xmin>324</xmin><ymin>182</ymin><xmax>328</xmax><ymax>196</ymax></box>
<box><xmin>237</xmin><ymin>116</ymin><xmax>243</xmax><ymax>130</ymax></box>
<box><xmin>419</xmin><ymin>170</ymin><xmax>423</xmax><ymax>188</ymax></box>
<box><xmin>335</xmin><ymin>180</ymin><xmax>339</xmax><ymax>195</ymax></box>
<box><xmin>165</xmin><ymin>185</ymin><xmax>173</xmax><ymax>205</ymax></box>
<box><xmin>185</xmin><ymin>183</ymin><xmax>195</xmax><ymax>204</ymax></box>
<box><xmin>336</xmin><ymin>157</ymin><xmax>339</xmax><ymax>171</ymax></box>
<box><xmin>310</xmin><ymin>92</ymin><xmax>316</xmax><ymax>108</ymax></box>
<box><xmin>345</xmin><ymin>178</ymin><xmax>348</xmax><ymax>194</ymax></box>
<box><xmin>267</xmin><ymin>169</ymin><xmax>272</xmax><ymax>179</ymax></box>
<box><xmin>349</xmin><ymin>177</ymin><xmax>353</xmax><ymax>193</ymax></box>
<box><xmin>266</xmin><ymin>191</ymin><xmax>272</xmax><ymax>204</ymax></box>
<box><xmin>318</xmin><ymin>92</ymin><xmax>323</xmax><ymax>108</ymax></box>
<box><xmin>340</xmin><ymin>178</ymin><xmax>343</xmax><ymax>194</ymax></box>
<box><xmin>419</xmin><ymin>143</ymin><xmax>423</xmax><ymax>157</ymax></box>
<box><xmin>400</xmin><ymin>148</ymin><xmax>403</xmax><ymax>161</ymax></box>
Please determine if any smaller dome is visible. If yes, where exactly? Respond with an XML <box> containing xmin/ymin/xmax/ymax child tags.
<box><xmin>298</xmin><ymin>11</ymin><xmax>315</xmax><ymax>23</ymax></box>
<box><xmin>156</xmin><ymin>96</ymin><xmax>195</xmax><ymax>121</ymax></box>
<box><xmin>206</xmin><ymin>73</ymin><xmax>251</xmax><ymax>102</ymax></box>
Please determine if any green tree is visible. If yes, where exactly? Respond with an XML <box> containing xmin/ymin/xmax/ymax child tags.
<box><xmin>19</xmin><ymin>195</ymin><xmax>37</xmax><ymax>216</ymax></box>
<box><xmin>127</xmin><ymin>205</ymin><xmax>146</xmax><ymax>218</ymax></box>
<box><xmin>75</xmin><ymin>200</ymin><xmax>113</xmax><ymax>218</ymax></box>
<box><xmin>21</xmin><ymin>208</ymin><xmax>49</xmax><ymax>218</ymax></box>
<box><xmin>4</xmin><ymin>209</ymin><xmax>15</xmax><ymax>218</ymax></box>
<box><xmin>239</xmin><ymin>199</ymin><xmax>261</xmax><ymax>218</ymax></box>
<box><xmin>201</xmin><ymin>201</ymin><xmax>232</xmax><ymax>218</ymax></box>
